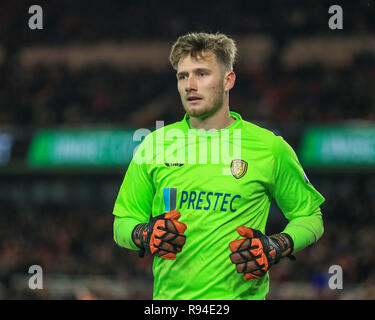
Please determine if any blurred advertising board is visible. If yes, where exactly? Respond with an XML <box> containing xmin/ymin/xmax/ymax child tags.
<box><xmin>299</xmin><ymin>125</ymin><xmax>375</xmax><ymax>167</ymax></box>
<box><xmin>27</xmin><ymin>129</ymin><xmax>142</xmax><ymax>168</ymax></box>
<box><xmin>25</xmin><ymin>125</ymin><xmax>375</xmax><ymax>169</ymax></box>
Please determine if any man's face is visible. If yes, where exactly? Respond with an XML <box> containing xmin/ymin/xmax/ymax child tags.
<box><xmin>176</xmin><ymin>51</ymin><xmax>230</xmax><ymax>119</ymax></box>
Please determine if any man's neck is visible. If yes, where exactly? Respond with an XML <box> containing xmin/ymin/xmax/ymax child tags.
<box><xmin>189</xmin><ymin>108</ymin><xmax>235</xmax><ymax>131</ymax></box>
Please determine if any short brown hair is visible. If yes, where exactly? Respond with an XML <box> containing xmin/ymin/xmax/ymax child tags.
<box><xmin>169</xmin><ymin>32</ymin><xmax>238</xmax><ymax>71</ymax></box>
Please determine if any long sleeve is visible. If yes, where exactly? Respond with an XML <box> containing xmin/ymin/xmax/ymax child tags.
<box><xmin>282</xmin><ymin>206</ymin><xmax>324</xmax><ymax>253</ymax></box>
<box><xmin>113</xmin><ymin>216</ymin><xmax>141</xmax><ymax>250</ymax></box>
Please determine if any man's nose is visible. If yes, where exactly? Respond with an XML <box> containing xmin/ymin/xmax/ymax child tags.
<box><xmin>185</xmin><ymin>76</ymin><xmax>197</xmax><ymax>92</ymax></box>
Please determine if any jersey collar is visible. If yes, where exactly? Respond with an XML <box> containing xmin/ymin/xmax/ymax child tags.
<box><xmin>183</xmin><ymin>110</ymin><xmax>242</xmax><ymax>131</ymax></box>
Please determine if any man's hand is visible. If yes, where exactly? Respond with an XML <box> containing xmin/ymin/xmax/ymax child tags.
<box><xmin>132</xmin><ymin>210</ymin><xmax>187</xmax><ymax>260</ymax></box>
<box><xmin>229</xmin><ymin>226</ymin><xmax>295</xmax><ymax>280</ymax></box>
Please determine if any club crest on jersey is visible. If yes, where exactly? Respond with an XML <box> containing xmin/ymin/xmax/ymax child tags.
<box><xmin>230</xmin><ymin>159</ymin><xmax>248</xmax><ymax>179</ymax></box>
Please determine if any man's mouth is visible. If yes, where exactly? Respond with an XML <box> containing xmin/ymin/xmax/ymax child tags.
<box><xmin>187</xmin><ymin>96</ymin><xmax>203</xmax><ymax>103</ymax></box>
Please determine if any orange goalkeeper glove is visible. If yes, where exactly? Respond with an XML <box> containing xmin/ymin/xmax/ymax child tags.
<box><xmin>229</xmin><ymin>226</ymin><xmax>295</xmax><ymax>280</ymax></box>
<box><xmin>132</xmin><ymin>210</ymin><xmax>187</xmax><ymax>260</ymax></box>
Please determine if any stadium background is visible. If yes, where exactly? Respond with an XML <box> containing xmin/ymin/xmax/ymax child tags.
<box><xmin>1</xmin><ymin>0</ymin><xmax>374</xmax><ymax>299</ymax></box>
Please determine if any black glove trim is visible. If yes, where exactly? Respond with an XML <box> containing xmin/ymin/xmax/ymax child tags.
<box><xmin>132</xmin><ymin>223</ymin><xmax>147</xmax><ymax>258</ymax></box>
<box><xmin>280</xmin><ymin>233</ymin><xmax>296</xmax><ymax>261</ymax></box>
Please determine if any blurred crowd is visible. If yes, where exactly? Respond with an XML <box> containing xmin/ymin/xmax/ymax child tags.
<box><xmin>0</xmin><ymin>204</ymin><xmax>154</xmax><ymax>299</ymax></box>
<box><xmin>0</xmin><ymin>1</ymin><xmax>374</xmax><ymax>129</ymax></box>
<box><xmin>1</xmin><ymin>53</ymin><xmax>375</xmax><ymax>128</ymax></box>
<box><xmin>1</xmin><ymin>1</ymin><xmax>374</xmax><ymax>47</ymax></box>
<box><xmin>0</xmin><ymin>64</ymin><xmax>178</xmax><ymax>127</ymax></box>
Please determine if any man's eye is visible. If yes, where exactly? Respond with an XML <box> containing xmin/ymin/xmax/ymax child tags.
<box><xmin>199</xmin><ymin>72</ymin><xmax>206</xmax><ymax>77</ymax></box>
<box><xmin>178</xmin><ymin>75</ymin><xmax>187</xmax><ymax>80</ymax></box>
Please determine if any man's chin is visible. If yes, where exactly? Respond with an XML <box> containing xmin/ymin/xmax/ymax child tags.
<box><xmin>184</xmin><ymin>105</ymin><xmax>207</xmax><ymax>118</ymax></box>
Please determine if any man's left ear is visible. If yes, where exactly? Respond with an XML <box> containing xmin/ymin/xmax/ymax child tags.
<box><xmin>224</xmin><ymin>71</ymin><xmax>236</xmax><ymax>91</ymax></box>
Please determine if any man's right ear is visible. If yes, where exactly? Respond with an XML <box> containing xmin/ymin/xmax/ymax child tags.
<box><xmin>224</xmin><ymin>71</ymin><xmax>236</xmax><ymax>92</ymax></box>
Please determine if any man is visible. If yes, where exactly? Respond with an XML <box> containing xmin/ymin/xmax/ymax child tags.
<box><xmin>113</xmin><ymin>32</ymin><xmax>325</xmax><ymax>300</ymax></box>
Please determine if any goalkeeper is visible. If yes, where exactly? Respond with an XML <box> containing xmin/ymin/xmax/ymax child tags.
<box><xmin>112</xmin><ymin>32</ymin><xmax>325</xmax><ymax>300</ymax></box>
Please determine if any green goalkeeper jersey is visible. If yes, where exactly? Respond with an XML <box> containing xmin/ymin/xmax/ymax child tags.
<box><xmin>113</xmin><ymin>111</ymin><xmax>325</xmax><ymax>300</ymax></box>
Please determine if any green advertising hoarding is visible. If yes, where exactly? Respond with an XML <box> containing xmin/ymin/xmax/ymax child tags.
<box><xmin>27</xmin><ymin>128</ymin><xmax>145</xmax><ymax>168</ymax></box>
<box><xmin>26</xmin><ymin>125</ymin><xmax>375</xmax><ymax>169</ymax></box>
<box><xmin>299</xmin><ymin>125</ymin><xmax>375</xmax><ymax>167</ymax></box>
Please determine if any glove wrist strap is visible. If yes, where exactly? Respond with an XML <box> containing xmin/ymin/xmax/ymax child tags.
<box><xmin>132</xmin><ymin>223</ymin><xmax>147</xmax><ymax>257</ymax></box>
<box><xmin>270</xmin><ymin>233</ymin><xmax>296</xmax><ymax>261</ymax></box>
